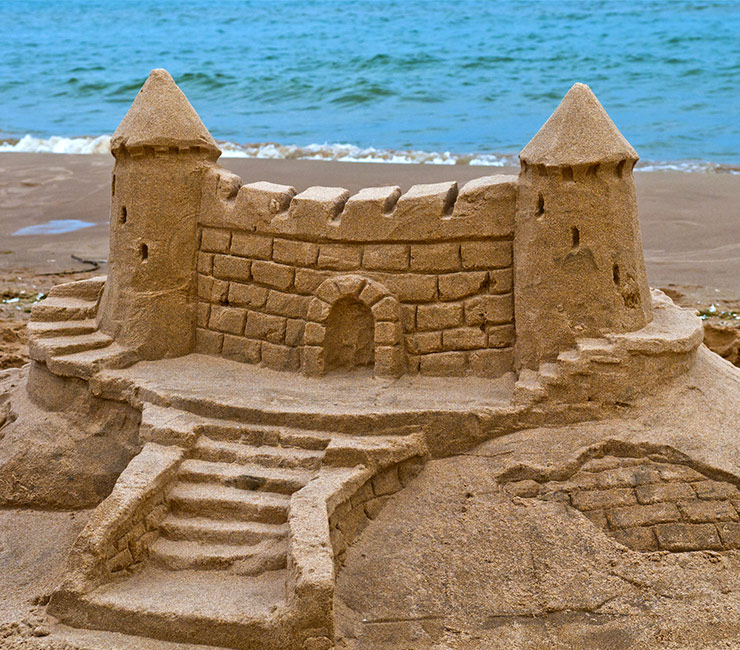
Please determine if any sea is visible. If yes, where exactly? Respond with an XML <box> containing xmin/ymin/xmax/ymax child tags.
<box><xmin>1</xmin><ymin>0</ymin><xmax>739</xmax><ymax>171</ymax></box>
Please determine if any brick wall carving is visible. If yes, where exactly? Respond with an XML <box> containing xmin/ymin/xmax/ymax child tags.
<box><xmin>328</xmin><ymin>455</ymin><xmax>425</xmax><ymax>569</ymax></box>
<box><xmin>503</xmin><ymin>453</ymin><xmax>740</xmax><ymax>553</ymax></box>
<box><xmin>195</xmin><ymin>172</ymin><xmax>516</xmax><ymax>378</ymax></box>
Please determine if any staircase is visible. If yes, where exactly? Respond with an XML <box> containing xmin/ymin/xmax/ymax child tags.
<box><xmin>151</xmin><ymin>422</ymin><xmax>329</xmax><ymax>575</ymax></box>
<box><xmin>28</xmin><ymin>276</ymin><xmax>137</xmax><ymax>378</ymax></box>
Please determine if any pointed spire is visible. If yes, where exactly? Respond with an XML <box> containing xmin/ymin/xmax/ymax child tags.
<box><xmin>520</xmin><ymin>83</ymin><xmax>638</xmax><ymax>166</ymax></box>
<box><xmin>111</xmin><ymin>69</ymin><xmax>220</xmax><ymax>157</ymax></box>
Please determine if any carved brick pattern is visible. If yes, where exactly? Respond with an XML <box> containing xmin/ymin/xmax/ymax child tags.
<box><xmin>503</xmin><ymin>455</ymin><xmax>740</xmax><ymax>553</ymax></box>
<box><xmin>195</xmin><ymin>224</ymin><xmax>515</xmax><ymax>377</ymax></box>
<box><xmin>105</xmin><ymin>490</ymin><xmax>169</xmax><ymax>575</ymax></box>
<box><xmin>329</xmin><ymin>457</ymin><xmax>424</xmax><ymax>569</ymax></box>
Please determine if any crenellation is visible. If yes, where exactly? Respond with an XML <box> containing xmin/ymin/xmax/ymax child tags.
<box><xmin>37</xmin><ymin>70</ymin><xmax>718</xmax><ymax>650</ymax></box>
<box><xmin>80</xmin><ymin>73</ymin><xmax>666</xmax><ymax>380</ymax></box>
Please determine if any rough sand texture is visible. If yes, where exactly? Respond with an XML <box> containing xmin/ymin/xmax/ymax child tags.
<box><xmin>1</xmin><ymin>154</ymin><xmax>739</xmax><ymax>369</ymax></box>
<box><xmin>0</xmin><ymin>153</ymin><xmax>738</xmax><ymax>307</ymax></box>
<box><xmin>335</xmin><ymin>349</ymin><xmax>740</xmax><ymax>649</ymax></box>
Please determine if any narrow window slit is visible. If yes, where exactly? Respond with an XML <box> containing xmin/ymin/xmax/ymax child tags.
<box><xmin>571</xmin><ymin>226</ymin><xmax>580</xmax><ymax>249</ymax></box>
<box><xmin>140</xmin><ymin>243</ymin><xmax>149</xmax><ymax>261</ymax></box>
<box><xmin>119</xmin><ymin>205</ymin><xmax>127</xmax><ymax>224</ymax></box>
<box><xmin>536</xmin><ymin>193</ymin><xmax>545</xmax><ymax>217</ymax></box>
<box><xmin>613</xmin><ymin>264</ymin><xmax>620</xmax><ymax>285</ymax></box>
<box><xmin>111</xmin><ymin>174</ymin><xmax>116</xmax><ymax>196</ymax></box>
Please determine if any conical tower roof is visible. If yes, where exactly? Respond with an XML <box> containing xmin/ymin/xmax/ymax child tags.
<box><xmin>111</xmin><ymin>69</ymin><xmax>220</xmax><ymax>157</ymax></box>
<box><xmin>520</xmin><ymin>83</ymin><xmax>638</xmax><ymax>166</ymax></box>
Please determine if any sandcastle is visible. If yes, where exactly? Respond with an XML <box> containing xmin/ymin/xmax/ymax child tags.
<box><xmin>17</xmin><ymin>70</ymin><xmax>708</xmax><ymax>648</ymax></box>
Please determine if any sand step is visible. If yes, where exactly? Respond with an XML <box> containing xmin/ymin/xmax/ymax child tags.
<box><xmin>28</xmin><ymin>330</ymin><xmax>112</xmax><ymax>363</ymax></box>
<box><xmin>48</xmin><ymin>275</ymin><xmax>106</xmax><ymax>302</ymax></box>
<box><xmin>168</xmin><ymin>482</ymin><xmax>291</xmax><ymax>523</ymax></box>
<box><xmin>50</xmin><ymin>566</ymin><xmax>287</xmax><ymax>650</ymax></box>
<box><xmin>30</xmin><ymin>296</ymin><xmax>99</xmax><ymax>322</ymax></box>
<box><xmin>46</xmin><ymin>342</ymin><xmax>138</xmax><ymax>380</ymax></box>
<box><xmin>149</xmin><ymin>537</ymin><xmax>287</xmax><ymax>573</ymax></box>
<box><xmin>193</xmin><ymin>437</ymin><xmax>324</xmax><ymax>470</ymax></box>
<box><xmin>178</xmin><ymin>459</ymin><xmax>314</xmax><ymax>495</ymax></box>
<box><xmin>200</xmin><ymin>422</ymin><xmax>332</xmax><ymax>451</ymax></box>
<box><xmin>27</xmin><ymin>318</ymin><xmax>97</xmax><ymax>339</ymax></box>
<box><xmin>160</xmin><ymin>515</ymin><xmax>288</xmax><ymax>546</ymax></box>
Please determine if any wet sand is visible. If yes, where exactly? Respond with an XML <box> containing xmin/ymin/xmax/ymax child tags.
<box><xmin>1</xmin><ymin>152</ymin><xmax>738</xmax><ymax>310</ymax></box>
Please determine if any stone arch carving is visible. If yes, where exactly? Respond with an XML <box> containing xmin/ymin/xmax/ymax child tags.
<box><xmin>302</xmin><ymin>274</ymin><xmax>405</xmax><ymax>377</ymax></box>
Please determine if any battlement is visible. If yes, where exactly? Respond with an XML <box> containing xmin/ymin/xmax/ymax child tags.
<box><xmin>77</xmin><ymin>70</ymin><xmax>656</xmax><ymax>379</ymax></box>
<box><xmin>200</xmin><ymin>170</ymin><xmax>516</xmax><ymax>242</ymax></box>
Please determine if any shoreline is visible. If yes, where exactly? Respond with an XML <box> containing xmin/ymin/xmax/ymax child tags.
<box><xmin>1</xmin><ymin>152</ymin><xmax>738</xmax><ymax>309</ymax></box>
<box><xmin>2</xmin><ymin>137</ymin><xmax>740</xmax><ymax>173</ymax></box>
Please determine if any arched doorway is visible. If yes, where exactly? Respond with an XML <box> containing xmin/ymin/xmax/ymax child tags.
<box><xmin>324</xmin><ymin>297</ymin><xmax>375</xmax><ymax>371</ymax></box>
<box><xmin>303</xmin><ymin>275</ymin><xmax>405</xmax><ymax>377</ymax></box>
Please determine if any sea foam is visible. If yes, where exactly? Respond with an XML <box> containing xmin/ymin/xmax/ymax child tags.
<box><xmin>0</xmin><ymin>134</ymin><xmax>737</xmax><ymax>173</ymax></box>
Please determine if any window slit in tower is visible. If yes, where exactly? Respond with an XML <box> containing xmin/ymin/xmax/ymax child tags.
<box><xmin>613</xmin><ymin>264</ymin><xmax>620</xmax><ymax>285</ymax></box>
<box><xmin>536</xmin><ymin>193</ymin><xmax>545</xmax><ymax>217</ymax></box>
<box><xmin>119</xmin><ymin>205</ymin><xmax>127</xmax><ymax>224</ymax></box>
<box><xmin>111</xmin><ymin>174</ymin><xmax>116</xmax><ymax>196</ymax></box>
<box><xmin>140</xmin><ymin>243</ymin><xmax>148</xmax><ymax>261</ymax></box>
<box><xmin>571</xmin><ymin>226</ymin><xmax>580</xmax><ymax>249</ymax></box>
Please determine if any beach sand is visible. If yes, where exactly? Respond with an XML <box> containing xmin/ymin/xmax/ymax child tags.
<box><xmin>1</xmin><ymin>152</ymin><xmax>738</xmax><ymax>367</ymax></box>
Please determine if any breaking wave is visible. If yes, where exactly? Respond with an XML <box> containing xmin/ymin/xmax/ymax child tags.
<box><xmin>1</xmin><ymin>134</ymin><xmax>738</xmax><ymax>173</ymax></box>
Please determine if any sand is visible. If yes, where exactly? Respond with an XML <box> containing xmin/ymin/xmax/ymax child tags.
<box><xmin>1</xmin><ymin>153</ymin><xmax>740</xmax><ymax>649</ymax></box>
<box><xmin>1</xmin><ymin>152</ymin><xmax>738</xmax><ymax>369</ymax></box>
<box><xmin>0</xmin><ymin>153</ymin><xmax>738</xmax><ymax>307</ymax></box>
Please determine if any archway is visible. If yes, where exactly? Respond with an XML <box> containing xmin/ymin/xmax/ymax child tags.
<box><xmin>324</xmin><ymin>297</ymin><xmax>375</xmax><ymax>371</ymax></box>
<box><xmin>303</xmin><ymin>274</ymin><xmax>405</xmax><ymax>377</ymax></box>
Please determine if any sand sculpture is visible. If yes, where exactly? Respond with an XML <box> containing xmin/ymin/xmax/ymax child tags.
<box><xmin>5</xmin><ymin>70</ymin><xmax>715</xmax><ymax>648</ymax></box>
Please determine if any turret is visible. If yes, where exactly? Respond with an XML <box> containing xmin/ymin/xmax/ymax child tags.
<box><xmin>97</xmin><ymin>69</ymin><xmax>221</xmax><ymax>359</ymax></box>
<box><xmin>514</xmin><ymin>83</ymin><xmax>652</xmax><ymax>370</ymax></box>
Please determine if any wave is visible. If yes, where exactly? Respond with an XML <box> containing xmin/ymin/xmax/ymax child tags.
<box><xmin>1</xmin><ymin>134</ymin><xmax>738</xmax><ymax>173</ymax></box>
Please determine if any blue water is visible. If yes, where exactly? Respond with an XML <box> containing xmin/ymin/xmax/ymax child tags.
<box><xmin>1</xmin><ymin>0</ymin><xmax>739</xmax><ymax>166</ymax></box>
<box><xmin>12</xmin><ymin>219</ymin><xmax>96</xmax><ymax>236</ymax></box>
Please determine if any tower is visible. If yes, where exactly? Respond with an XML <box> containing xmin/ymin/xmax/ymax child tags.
<box><xmin>97</xmin><ymin>69</ymin><xmax>221</xmax><ymax>359</ymax></box>
<box><xmin>514</xmin><ymin>83</ymin><xmax>652</xmax><ymax>370</ymax></box>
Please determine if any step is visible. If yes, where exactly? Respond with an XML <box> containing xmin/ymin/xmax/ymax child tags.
<box><xmin>178</xmin><ymin>459</ymin><xmax>314</xmax><ymax>495</ymax></box>
<box><xmin>140</xmin><ymin>403</ymin><xmax>204</xmax><ymax>447</ymax></box>
<box><xmin>30</xmin><ymin>296</ymin><xmax>98</xmax><ymax>322</ymax></box>
<box><xmin>160</xmin><ymin>515</ymin><xmax>287</xmax><ymax>546</ymax></box>
<box><xmin>46</xmin><ymin>342</ymin><xmax>138</xmax><ymax>380</ymax></box>
<box><xmin>200</xmin><ymin>422</ymin><xmax>331</xmax><ymax>452</ymax></box>
<box><xmin>49</xmin><ymin>566</ymin><xmax>287</xmax><ymax>650</ymax></box>
<box><xmin>193</xmin><ymin>437</ymin><xmax>323</xmax><ymax>471</ymax></box>
<box><xmin>149</xmin><ymin>538</ymin><xmax>287</xmax><ymax>574</ymax></box>
<box><xmin>27</xmin><ymin>318</ymin><xmax>97</xmax><ymax>339</ymax></box>
<box><xmin>28</xmin><ymin>330</ymin><xmax>112</xmax><ymax>363</ymax></box>
<box><xmin>168</xmin><ymin>482</ymin><xmax>291</xmax><ymax>523</ymax></box>
<box><xmin>48</xmin><ymin>275</ymin><xmax>106</xmax><ymax>302</ymax></box>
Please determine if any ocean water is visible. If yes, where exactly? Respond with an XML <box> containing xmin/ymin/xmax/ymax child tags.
<box><xmin>1</xmin><ymin>0</ymin><xmax>739</xmax><ymax>170</ymax></box>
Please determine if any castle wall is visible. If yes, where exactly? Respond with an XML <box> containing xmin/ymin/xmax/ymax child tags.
<box><xmin>193</xmin><ymin>170</ymin><xmax>517</xmax><ymax>377</ymax></box>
